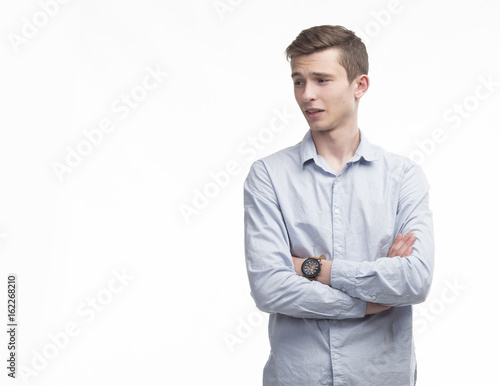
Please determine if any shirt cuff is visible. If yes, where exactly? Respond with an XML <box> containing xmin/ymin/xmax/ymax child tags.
<box><xmin>341</xmin><ymin>295</ymin><xmax>367</xmax><ymax>319</ymax></box>
<box><xmin>331</xmin><ymin>259</ymin><xmax>358</xmax><ymax>296</ymax></box>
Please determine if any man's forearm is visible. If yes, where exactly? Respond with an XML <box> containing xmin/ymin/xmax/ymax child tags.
<box><xmin>292</xmin><ymin>256</ymin><xmax>391</xmax><ymax>315</ymax></box>
<box><xmin>292</xmin><ymin>233</ymin><xmax>416</xmax><ymax>315</ymax></box>
<box><xmin>330</xmin><ymin>231</ymin><xmax>432</xmax><ymax>307</ymax></box>
<box><xmin>292</xmin><ymin>233</ymin><xmax>415</xmax><ymax>286</ymax></box>
<box><xmin>292</xmin><ymin>256</ymin><xmax>331</xmax><ymax>286</ymax></box>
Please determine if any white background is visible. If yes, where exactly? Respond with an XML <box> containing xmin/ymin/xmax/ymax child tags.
<box><xmin>1</xmin><ymin>0</ymin><xmax>499</xmax><ymax>385</ymax></box>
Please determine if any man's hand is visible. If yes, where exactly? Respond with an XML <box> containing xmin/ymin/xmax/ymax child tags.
<box><xmin>292</xmin><ymin>233</ymin><xmax>416</xmax><ymax>315</ymax></box>
<box><xmin>387</xmin><ymin>232</ymin><xmax>416</xmax><ymax>258</ymax></box>
<box><xmin>366</xmin><ymin>232</ymin><xmax>416</xmax><ymax>315</ymax></box>
<box><xmin>365</xmin><ymin>302</ymin><xmax>391</xmax><ymax>315</ymax></box>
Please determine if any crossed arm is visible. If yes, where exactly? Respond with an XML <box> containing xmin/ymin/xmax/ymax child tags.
<box><xmin>292</xmin><ymin>232</ymin><xmax>416</xmax><ymax>315</ymax></box>
<box><xmin>244</xmin><ymin>160</ymin><xmax>434</xmax><ymax>320</ymax></box>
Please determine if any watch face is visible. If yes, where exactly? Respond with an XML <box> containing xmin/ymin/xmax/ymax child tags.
<box><xmin>301</xmin><ymin>258</ymin><xmax>321</xmax><ymax>278</ymax></box>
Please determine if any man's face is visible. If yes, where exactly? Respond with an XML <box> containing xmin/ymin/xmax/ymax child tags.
<box><xmin>291</xmin><ymin>48</ymin><xmax>362</xmax><ymax>133</ymax></box>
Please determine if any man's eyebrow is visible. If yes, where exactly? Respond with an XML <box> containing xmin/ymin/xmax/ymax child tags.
<box><xmin>311</xmin><ymin>72</ymin><xmax>333</xmax><ymax>77</ymax></box>
<box><xmin>291</xmin><ymin>72</ymin><xmax>333</xmax><ymax>78</ymax></box>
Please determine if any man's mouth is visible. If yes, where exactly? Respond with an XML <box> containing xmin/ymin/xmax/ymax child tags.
<box><xmin>305</xmin><ymin>109</ymin><xmax>325</xmax><ymax>117</ymax></box>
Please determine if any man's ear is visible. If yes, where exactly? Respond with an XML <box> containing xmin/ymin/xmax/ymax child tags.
<box><xmin>354</xmin><ymin>74</ymin><xmax>369</xmax><ymax>99</ymax></box>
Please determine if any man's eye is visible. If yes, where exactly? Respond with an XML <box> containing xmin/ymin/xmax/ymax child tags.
<box><xmin>294</xmin><ymin>81</ymin><xmax>304</xmax><ymax>86</ymax></box>
<box><xmin>318</xmin><ymin>79</ymin><xmax>329</xmax><ymax>83</ymax></box>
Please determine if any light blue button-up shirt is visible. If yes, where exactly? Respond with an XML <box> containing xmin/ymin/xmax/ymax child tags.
<box><xmin>244</xmin><ymin>130</ymin><xmax>434</xmax><ymax>385</ymax></box>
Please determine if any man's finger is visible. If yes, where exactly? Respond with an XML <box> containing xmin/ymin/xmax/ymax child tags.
<box><xmin>388</xmin><ymin>232</ymin><xmax>417</xmax><ymax>258</ymax></box>
<box><xmin>397</xmin><ymin>232</ymin><xmax>414</xmax><ymax>250</ymax></box>
<box><xmin>388</xmin><ymin>234</ymin><xmax>404</xmax><ymax>257</ymax></box>
<box><xmin>401</xmin><ymin>232</ymin><xmax>416</xmax><ymax>252</ymax></box>
<box><xmin>402</xmin><ymin>246</ymin><xmax>413</xmax><ymax>257</ymax></box>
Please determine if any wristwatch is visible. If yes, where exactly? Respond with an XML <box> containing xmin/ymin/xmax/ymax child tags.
<box><xmin>301</xmin><ymin>255</ymin><xmax>325</xmax><ymax>280</ymax></box>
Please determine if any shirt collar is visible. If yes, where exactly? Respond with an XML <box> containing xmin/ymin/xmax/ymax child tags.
<box><xmin>300</xmin><ymin>129</ymin><xmax>380</xmax><ymax>166</ymax></box>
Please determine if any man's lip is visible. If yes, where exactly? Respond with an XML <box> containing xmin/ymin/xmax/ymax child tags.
<box><xmin>304</xmin><ymin>108</ymin><xmax>325</xmax><ymax>113</ymax></box>
<box><xmin>304</xmin><ymin>109</ymin><xmax>325</xmax><ymax>120</ymax></box>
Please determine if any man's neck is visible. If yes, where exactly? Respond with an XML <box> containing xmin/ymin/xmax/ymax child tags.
<box><xmin>311</xmin><ymin>125</ymin><xmax>360</xmax><ymax>174</ymax></box>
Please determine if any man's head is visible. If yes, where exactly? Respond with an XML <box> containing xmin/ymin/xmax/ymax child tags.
<box><xmin>286</xmin><ymin>25</ymin><xmax>368</xmax><ymax>84</ymax></box>
<box><xmin>286</xmin><ymin>25</ymin><xmax>369</xmax><ymax>133</ymax></box>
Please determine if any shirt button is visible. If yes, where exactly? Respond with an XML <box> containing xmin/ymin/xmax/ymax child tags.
<box><xmin>334</xmin><ymin>209</ymin><xmax>340</xmax><ymax>214</ymax></box>
<box><xmin>371</xmin><ymin>295</ymin><xmax>377</xmax><ymax>300</ymax></box>
<box><xmin>333</xmin><ymin>354</ymin><xmax>339</xmax><ymax>359</ymax></box>
<box><xmin>341</xmin><ymin>288</ymin><xmax>347</xmax><ymax>293</ymax></box>
<box><xmin>332</xmin><ymin>320</ymin><xmax>338</xmax><ymax>325</ymax></box>
<box><xmin>336</xmin><ymin>247</ymin><xmax>342</xmax><ymax>252</ymax></box>
<box><xmin>336</xmin><ymin>177</ymin><xmax>340</xmax><ymax>182</ymax></box>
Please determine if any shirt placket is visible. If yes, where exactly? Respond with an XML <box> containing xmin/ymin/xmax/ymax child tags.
<box><xmin>330</xmin><ymin>174</ymin><xmax>346</xmax><ymax>385</ymax></box>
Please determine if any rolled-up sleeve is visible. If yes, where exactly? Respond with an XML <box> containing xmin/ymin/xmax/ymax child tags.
<box><xmin>244</xmin><ymin>160</ymin><xmax>367</xmax><ymax>319</ymax></box>
<box><xmin>330</xmin><ymin>162</ymin><xmax>434</xmax><ymax>307</ymax></box>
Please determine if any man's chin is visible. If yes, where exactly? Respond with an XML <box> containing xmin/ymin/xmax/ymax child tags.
<box><xmin>309</xmin><ymin>125</ymin><xmax>331</xmax><ymax>132</ymax></box>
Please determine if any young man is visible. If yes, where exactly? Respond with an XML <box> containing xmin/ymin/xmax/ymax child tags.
<box><xmin>243</xmin><ymin>25</ymin><xmax>434</xmax><ymax>385</ymax></box>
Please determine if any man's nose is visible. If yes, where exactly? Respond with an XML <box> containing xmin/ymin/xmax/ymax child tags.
<box><xmin>302</xmin><ymin>83</ymin><xmax>317</xmax><ymax>102</ymax></box>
